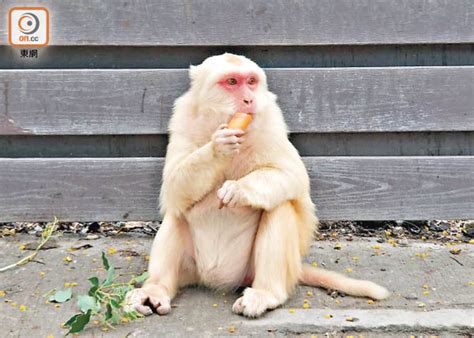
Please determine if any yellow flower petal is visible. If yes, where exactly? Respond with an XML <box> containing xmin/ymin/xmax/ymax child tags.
<box><xmin>107</xmin><ymin>247</ymin><xmax>117</xmax><ymax>255</ymax></box>
<box><xmin>0</xmin><ymin>290</ymin><xmax>6</xmax><ymax>297</ymax></box>
<box><xmin>19</xmin><ymin>305</ymin><xmax>27</xmax><ymax>312</ymax></box>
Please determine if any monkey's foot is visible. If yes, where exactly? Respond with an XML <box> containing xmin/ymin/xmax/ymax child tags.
<box><xmin>124</xmin><ymin>284</ymin><xmax>171</xmax><ymax>316</ymax></box>
<box><xmin>232</xmin><ymin>288</ymin><xmax>281</xmax><ymax>318</ymax></box>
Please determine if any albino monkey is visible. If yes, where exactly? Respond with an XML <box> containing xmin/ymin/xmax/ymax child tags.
<box><xmin>125</xmin><ymin>53</ymin><xmax>390</xmax><ymax>318</ymax></box>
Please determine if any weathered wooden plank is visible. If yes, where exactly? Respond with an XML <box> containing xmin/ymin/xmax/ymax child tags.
<box><xmin>0</xmin><ymin>157</ymin><xmax>472</xmax><ymax>221</ymax></box>
<box><xmin>0</xmin><ymin>0</ymin><xmax>472</xmax><ymax>46</ymax></box>
<box><xmin>1</xmin><ymin>67</ymin><xmax>472</xmax><ymax>135</ymax></box>
<box><xmin>2</xmin><ymin>45</ymin><xmax>474</xmax><ymax>70</ymax></box>
<box><xmin>1</xmin><ymin>132</ymin><xmax>473</xmax><ymax>157</ymax></box>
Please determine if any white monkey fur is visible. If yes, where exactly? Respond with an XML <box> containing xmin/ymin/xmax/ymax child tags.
<box><xmin>125</xmin><ymin>53</ymin><xmax>390</xmax><ymax>318</ymax></box>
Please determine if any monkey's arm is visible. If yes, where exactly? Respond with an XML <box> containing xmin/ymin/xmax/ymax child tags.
<box><xmin>160</xmin><ymin>137</ymin><xmax>228</xmax><ymax>216</ymax></box>
<box><xmin>237</xmin><ymin>162</ymin><xmax>308</xmax><ymax>210</ymax></box>
<box><xmin>218</xmin><ymin>139</ymin><xmax>310</xmax><ymax>211</ymax></box>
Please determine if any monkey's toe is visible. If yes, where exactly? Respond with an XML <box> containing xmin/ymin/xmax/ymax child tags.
<box><xmin>232</xmin><ymin>296</ymin><xmax>244</xmax><ymax>314</ymax></box>
<box><xmin>124</xmin><ymin>287</ymin><xmax>171</xmax><ymax>316</ymax></box>
<box><xmin>149</xmin><ymin>296</ymin><xmax>171</xmax><ymax>315</ymax></box>
<box><xmin>124</xmin><ymin>289</ymin><xmax>153</xmax><ymax>316</ymax></box>
<box><xmin>234</xmin><ymin>288</ymin><xmax>280</xmax><ymax>318</ymax></box>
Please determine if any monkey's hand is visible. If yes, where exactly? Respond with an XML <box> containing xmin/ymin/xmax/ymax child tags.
<box><xmin>211</xmin><ymin>124</ymin><xmax>245</xmax><ymax>158</ymax></box>
<box><xmin>217</xmin><ymin>180</ymin><xmax>250</xmax><ymax>208</ymax></box>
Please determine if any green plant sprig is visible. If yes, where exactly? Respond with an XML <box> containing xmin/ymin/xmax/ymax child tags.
<box><xmin>60</xmin><ymin>252</ymin><xmax>148</xmax><ymax>334</ymax></box>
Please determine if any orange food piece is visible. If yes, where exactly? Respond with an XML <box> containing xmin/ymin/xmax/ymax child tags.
<box><xmin>228</xmin><ymin>112</ymin><xmax>252</xmax><ymax>130</ymax></box>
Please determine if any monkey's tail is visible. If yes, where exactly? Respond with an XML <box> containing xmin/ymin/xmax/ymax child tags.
<box><xmin>299</xmin><ymin>264</ymin><xmax>390</xmax><ymax>300</ymax></box>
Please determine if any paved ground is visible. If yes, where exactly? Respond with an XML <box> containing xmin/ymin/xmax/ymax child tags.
<box><xmin>0</xmin><ymin>234</ymin><xmax>472</xmax><ymax>337</ymax></box>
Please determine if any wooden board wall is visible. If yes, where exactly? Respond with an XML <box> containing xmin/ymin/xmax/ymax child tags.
<box><xmin>0</xmin><ymin>0</ymin><xmax>473</xmax><ymax>221</ymax></box>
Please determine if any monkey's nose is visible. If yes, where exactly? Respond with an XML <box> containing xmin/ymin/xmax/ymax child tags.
<box><xmin>243</xmin><ymin>99</ymin><xmax>253</xmax><ymax>105</ymax></box>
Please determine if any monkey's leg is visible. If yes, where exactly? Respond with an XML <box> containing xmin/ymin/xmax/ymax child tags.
<box><xmin>232</xmin><ymin>201</ymin><xmax>301</xmax><ymax>318</ymax></box>
<box><xmin>125</xmin><ymin>214</ymin><xmax>197</xmax><ymax>315</ymax></box>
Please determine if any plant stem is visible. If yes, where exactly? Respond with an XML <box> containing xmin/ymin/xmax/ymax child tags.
<box><xmin>0</xmin><ymin>217</ymin><xmax>59</xmax><ymax>273</ymax></box>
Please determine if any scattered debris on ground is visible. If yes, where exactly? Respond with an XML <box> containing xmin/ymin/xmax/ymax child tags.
<box><xmin>2</xmin><ymin>220</ymin><xmax>472</xmax><ymax>245</ymax></box>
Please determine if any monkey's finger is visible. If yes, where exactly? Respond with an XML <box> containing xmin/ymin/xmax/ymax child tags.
<box><xmin>218</xmin><ymin>200</ymin><xmax>225</xmax><ymax>209</ymax></box>
<box><xmin>217</xmin><ymin>186</ymin><xmax>226</xmax><ymax>199</ymax></box>
<box><xmin>222</xmin><ymin>189</ymin><xmax>235</xmax><ymax>205</ymax></box>
<box><xmin>222</xmin><ymin>136</ymin><xmax>240</xmax><ymax>144</ymax></box>
<box><xmin>218</xmin><ymin>129</ymin><xmax>245</xmax><ymax>137</ymax></box>
<box><xmin>227</xmin><ymin>196</ymin><xmax>238</xmax><ymax>208</ymax></box>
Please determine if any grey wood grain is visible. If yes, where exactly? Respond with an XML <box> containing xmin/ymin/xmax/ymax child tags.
<box><xmin>0</xmin><ymin>0</ymin><xmax>472</xmax><ymax>46</ymax></box>
<box><xmin>0</xmin><ymin>157</ymin><xmax>472</xmax><ymax>221</ymax></box>
<box><xmin>1</xmin><ymin>67</ymin><xmax>472</xmax><ymax>135</ymax></box>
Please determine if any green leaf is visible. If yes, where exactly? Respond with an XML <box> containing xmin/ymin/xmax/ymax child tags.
<box><xmin>88</xmin><ymin>285</ymin><xmax>98</xmax><ymax>297</ymax></box>
<box><xmin>49</xmin><ymin>288</ymin><xmax>73</xmax><ymax>303</ymax></box>
<box><xmin>88</xmin><ymin>276</ymin><xmax>99</xmax><ymax>287</ymax></box>
<box><xmin>124</xmin><ymin>310</ymin><xmax>143</xmax><ymax>320</ymax></box>
<box><xmin>66</xmin><ymin>310</ymin><xmax>91</xmax><ymax>334</ymax></box>
<box><xmin>105</xmin><ymin>304</ymin><xmax>113</xmax><ymax>321</ymax></box>
<box><xmin>131</xmin><ymin>271</ymin><xmax>149</xmax><ymax>285</ymax></box>
<box><xmin>64</xmin><ymin>313</ymin><xmax>80</xmax><ymax>327</ymax></box>
<box><xmin>116</xmin><ymin>285</ymin><xmax>132</xmax><ymax>297</ymax></box>
<box><xmin>110</xmin><ymin>311</ymin><xmax>120</xmax><ymax>325</ymax></box>
<box><xmin>77</xmin><ymin>295</ymin><xmax>100</xmax><ymax>313</ymax></box>
<box><xmin>101</xmin><ymin>251</ymin><xmax>110</xmax><ymax>270</ymax></box>
<box><xmin>110</xmin><ymin>299</ymin><xmax>120</xmax><ymax>308</ymax></box>
<box><xmin>87</xmin><ymin>277</ymin><xmax>100</xmax><ymax>297</ymax></box>
<box><xmin>103</xmin><ymin>266</ymin><xmax>115</xmax><ymax>286</ymax></box>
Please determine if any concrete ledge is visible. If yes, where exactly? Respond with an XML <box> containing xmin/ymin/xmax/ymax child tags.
<box><xmin>244</xmin><ymin>309</ymin><xmax>474</xmax><ymax>334</ymax></box>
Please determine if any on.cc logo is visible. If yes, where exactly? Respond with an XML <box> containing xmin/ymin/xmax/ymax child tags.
<box><xmin>9</xmin><ymin>7</ymin><xmax>49</xmax><ymax>47</ymax></box>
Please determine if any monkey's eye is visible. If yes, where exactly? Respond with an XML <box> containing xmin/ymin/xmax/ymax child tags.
<box><xmin>248</xmin><ymin>77</ymin><xmax>257</xmax><ymax>85</ymax></box>
<box><xmin>226</xmin><ymin>78</ymin><xmax>238</xmax><ymax>85</ymax></box>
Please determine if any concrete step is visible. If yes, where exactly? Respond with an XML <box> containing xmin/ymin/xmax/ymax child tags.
<box><xmin>0</xmin><ymin>234</ymin><xmax>472</xmax><ymax>337</ymax></box>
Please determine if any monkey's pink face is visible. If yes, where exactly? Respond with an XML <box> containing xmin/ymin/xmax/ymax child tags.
<box><xmin>217</xmin><ymin>72</ymin><xmax>258</xmax><ymax>114</ymax></box>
